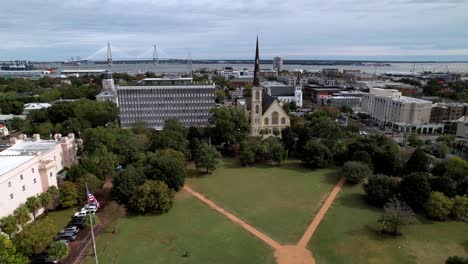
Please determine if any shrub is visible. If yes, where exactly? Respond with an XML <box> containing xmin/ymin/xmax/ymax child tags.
<box><xmin>451</xmin><ymin>195</ymin><xmax>468</xmax><ymax>219</ymax></box>
<box><xmin>378</xmin><ymin>198</ymin><xmax>415</xmax><ymax>235</ymax></box>
<box><xmin>342</xmin><ymin>161</ymin><xmax>372</xmax><ymax>184</ymax></box>
<box><xmin>424</xmin><ymin>191</ymin><xmax>453</xmax><ymax>221</ymax></box>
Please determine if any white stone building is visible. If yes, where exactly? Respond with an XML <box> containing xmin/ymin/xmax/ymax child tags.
<box><xmin>262</xmin><ymin>81</ymin><xmax>303</xmax><ymax>107</ymax></box>
<box><xmin>361</xmin><ymin>88</ymin><xmax>432</xmax><ymax>125</ymax></box>
<box><xmin>0</xmin><ymin>134</ymin><xmax>78</xmax><ymax>218</ymax></box>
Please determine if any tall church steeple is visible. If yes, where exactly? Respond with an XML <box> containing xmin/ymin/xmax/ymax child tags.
<box><xmin>253</xmin><ymin>36</ymin><xmax>260</xmax><ymax>87</ymax></box>
<box><xmin>251</xmin><ymin>36</ymin><xmax>262</xmax><ymax>136</ymax></box>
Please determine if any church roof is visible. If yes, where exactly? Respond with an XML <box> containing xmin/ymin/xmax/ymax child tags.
<box><xmin>269</xmin><ymin>86</ymin><xmax>296</xmax><ymax>97</ymax></box>
<box><xmin>245</xmin><ymin>94</ymin><xmax>276</xmax><ymax>114</ymax></box>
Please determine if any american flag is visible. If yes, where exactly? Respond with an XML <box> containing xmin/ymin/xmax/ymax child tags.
<box><xmin>86</xmin><ymin>186</ymin><xmax>100</xmax><ymax>208</ymax></box>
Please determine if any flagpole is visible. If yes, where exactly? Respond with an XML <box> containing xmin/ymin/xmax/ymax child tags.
<box><xmin>86</xmin><ymin>182</ymin><xmax>99</xmax><ymax>264</ymax></box>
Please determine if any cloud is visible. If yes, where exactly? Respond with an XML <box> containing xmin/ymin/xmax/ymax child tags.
<box><xmin>0</xmin><ymin>0</ymin><xmax>467</xmax><ymax>60</ymax></box>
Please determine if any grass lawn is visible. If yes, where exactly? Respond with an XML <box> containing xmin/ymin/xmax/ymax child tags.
<box><xmin>86</xmin><ymin>191</ymin><xmax>275</xmax><ymax>264</ymax></box>
<box><xmin>43</xmin><ymin>208</ymin><xmax>76</xmax><ymax>232</ymax></box>
<box><xmin>309</xmin><ymin>184</ymin><xmax>468</xmax><ymax>264</ymax></box>
<box><xmin>186</xmin><ymin>158</ymin><xmax>340</xmax><ymax>244</ymax></box>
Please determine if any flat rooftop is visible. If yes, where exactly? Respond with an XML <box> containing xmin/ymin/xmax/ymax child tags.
<box><xmin>1</xmin><ymin>140</ymin><xmax>60</xmax><ymax>156</ymax></box>
<box><xmin>0</xmin><ymin>155</ymin><xmax>35</xmax><ymax>177</ymax></box>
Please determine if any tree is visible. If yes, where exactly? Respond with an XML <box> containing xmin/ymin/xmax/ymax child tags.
<box><xmin>343</xmin><ymin>161</ymin><xmax>372</xmax><ymax>184</ymax></box>
<box><xmin>195</xmin><ymin>143</ymin><xmax>221</xmax><ymax>174</ymax></box>
<box><xmin>301</xmin><ymin>140</ymin><xmax>332</xmax><ymax>168</ymax></box>
<box><xmin>407</xmin><ymin>132</ymin><xmax>423</xmax><ymax>147</ymax></box>
<box><xmin>47</xmin><ymin>241</ymin><xmax>69</xmax><ymax>261</ymax></box>
<box><xmin>405</xmin><ymin>148</ymin><xmax>430</xmax><ymax>173</ymax></box>
<box><xmin>451</xmin><ymin>195</ymin><xmax>468</xmax><ymax>219</ymax></box>
<box><xmin>59</xmin><ymin>181</ymin><xmax>79</xmax><ymax>208</ymax></box>
<box><xmin>66</xmin><ymin>164</ymin><xmax>87</xmax><ymax>182</ymax></box>
<box><xmin>270</xmin><ymin>141</ymin><xmax>288</xmax><ymax>165</ymax></box>
<box><xmin>25</xmin><ymin>196</ymin><xmax>41</xmax><ymax>221</ymax></box>
<box><xmin>145</xmin><ymin>155</ymin><xmax>186</xmax><ymax>191</ymax></box>
<box><xmin>350</xmin><ymin>150</ymin><xmax>373</xmax><ymax>168</ymax></box>
<box><xmin>429</xmin><ymin>177</ymin><xmax>457</xmax><ymax>198</ymax></box>
<box><xmin>83</xmin><ymin>214</ymin><xmax>100</xmax><ymax>228</ymax></box>
<box><xmin>39</xmin><ymin>192</ymin><xmax>52</xmax><ymax>215</ymax></box>
<box><xmin>400</xmin><ymin>173</ymin><xmax>431</xmax><ymax>211</ymax></box>
<box><xmin>378</xmin><ymin>198</ymin><xmax>415</xmax><ymax>235</ymax></box>
<box><xmin>13</xmin><ymin>205</ymin><xmax>30</xmax><ymax>227</ymax></box>
<box><xmin>209</xmin><ymin>107</ymin><xmax>250</xmax><ymax>145</ymax></box>
<box><xmin>240</xmin><ymin>148</ymin><xmax>255</xmax><ymax>166</ymax></box>
<box><xmin>281</xmin><ymin>127</ymin><xmax>297</xmax><ymax>151</ymax></box>
<box><xmin>47</xmin><ymin>186</ymin><xmax>60</xmax><ymax>209</ymax></box>
<box><xmin>445</xmin><ymin>157</ymin><xmax>468</xmax><ymax>181</ymax></box>
<box><xmin>0</xmin><ymin>236</ymin><xmax>28</xmax><ymax>264</ymax></box>
<box><xmin>364</xmin><ymin>175</ymin><xmax>400</xmax><ymax>207</ymax></box>
<box><xmin>0</xmin><ymin>215</ymin><xmax>19</xmax><ymax>239</ymax></box>
<box><xmin>446</xmin><ymin>256</ymin><xmax>468</xmax><ymax>264</ymax></box>
<box><xmin>112</xmin><ymin>165</ymin><xmax>145</xmax><ymax>205</ymax></box>
<box><xmin>128</xmin><ymin>181</ymin><xmax>175</xmax><ymax>214</ymax></box>
<box><xmin>424</xmin><ymin>191</ymin><xmax>453</xmax><ymax>221</ymax></box>
<box><xmin>151</xmin><ymin>119</ymin><xmax>189</xmax><ymax>157</ymax></box>
<box><xmin>75</xmin><ymin>173</ymin><xmax>102</xmax><ymax>201</ymax></box>
<box><xmin>434</xmin><ymin>143</ymin><xmax>449</xmax><ymax>159</ymax></box>
<box><xmin>12</xmin><ymin>218</ymin><xmax>57</xmax><ymax>257</ymax></box>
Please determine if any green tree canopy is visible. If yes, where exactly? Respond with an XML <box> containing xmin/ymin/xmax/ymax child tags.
<box><xmin>112</xmin><ymin>165</ymin><xmax>145</xmax><ymax>205</ymax></box>
<box><xmin>343</xmin><ymin>161</ymin><xmax>372</xmax><ymax>184</ymax></box>
<box><xmin>145</xmin><ymin>155</ymin><xmax>186</xmax><ymax>191</ymax></box>
<box><xmin>0</xmin><ymin>235</ymin><xmax>28</xmax><ymax>264</ymax></box>
<box><xmin>47</xmin><ymin>241</ymin><xmax>69</xmax><ymax>261</ymax></box>
<box><xmin>128</xmin><ymin>181</ymin><xmax>175</xmax><ymax>214</ymax></box>
<box><xmin>364</xmin><ymin>174</ymin><xmax>400</xmax><ymax>207</ymax></box>
<box><xmin>59</xmin><ymin>181</ymin><xmax>79</xmax><ymax>208</ymax></box>
<box><xmin>400</xmin><ymin>173</ymin><xmax>431</xmax><ymax>211</ymax></box>
<box><xmin>25</xmin><ymin>196</ymin><xmax>41</xmax><ymax>221</ymax></box>
<box><xmin>301</xmin><ymin>140</ymin><xmax>332</xmax><ymax>168</ymax></box>
<box><xmin>424</xmin><ymin>191</ymin><xmax>454</xmax><ymax>221</ymax></box>
<box><xmin>195</xmin><ymin>143</ymin><xmax>221</xmax><ymax>174</ymax></box>
<box><xmin>0</xmin><ymin>215</ymin><xmax>19</xmax><ymax>239</ymax></box>
<box><xmin>12</xmin><ymin>218</ymin><xmax>57</xmax><ymax>257</ymax></box>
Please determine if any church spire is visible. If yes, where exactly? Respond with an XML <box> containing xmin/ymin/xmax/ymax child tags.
<box><xmin>253</xmin><ymin>36</ymin><xmax>260</xmax><ymax>87</ymax></box>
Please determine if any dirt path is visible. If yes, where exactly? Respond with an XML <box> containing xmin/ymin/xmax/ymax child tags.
<box><xmin>184</xmin><ymin>177</ymin><xmax>345</xmax><ymax>264</ymax></box>
<box><xmin>183</xmin><ymin>185</ymin><xmax>282</xmax><ymax>249</ymax></box>
<box><xmin>297</xmin><ymin>177</ymin><xmax>345</xmax><ymax>248</ymax></box>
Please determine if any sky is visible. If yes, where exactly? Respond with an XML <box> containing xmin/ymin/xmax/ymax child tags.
<box><xmin>1</xmin><ymin>0</ymin><xmax>468</xmax><ymax>61</ymax></box>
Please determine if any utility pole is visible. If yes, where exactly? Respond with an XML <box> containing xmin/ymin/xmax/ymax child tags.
<box><xmin>86</xmin><ymin>183</ymin><xmax>99</xmax><ymax>264</ymax></box>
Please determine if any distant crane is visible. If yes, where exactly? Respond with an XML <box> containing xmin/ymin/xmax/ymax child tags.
<box><xmin>107</xmin><ymin>43</ymin><xmax>112</xmax><ymax>67</ymax></box>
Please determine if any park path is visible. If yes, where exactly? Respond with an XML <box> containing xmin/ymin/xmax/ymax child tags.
<box><xmin>184</xmin><ymin>176</ymin><xmax>345</xmax><ymax>264</ymax></box>
<box><xmin>183</xmin><ymin>185</ymin><xmax>281</xmax><ymax>249</ymax></box>
<box><xmin>297</xmin><ymin>177</ymin><xmax>345</xmax><ymax>248</ymax></box>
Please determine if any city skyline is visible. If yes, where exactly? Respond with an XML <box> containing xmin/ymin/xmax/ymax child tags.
<box><xmin>1</xmin><ymin>0</ymin><xmax>468</xmax><ymax>61</ymax></box>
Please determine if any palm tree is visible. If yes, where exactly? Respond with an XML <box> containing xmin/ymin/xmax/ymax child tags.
<box><xmin>13</xmin><ymin>205</ymin><xmax>31</xmax><ymax>226</ymax></box>
<box><xmin>39</xmin><ymin>192</ymin><xmax>53</xmax><ymax>215</ymax></box>
<box><xmin>25</xmin><ymin>196</ymin><xmax>41</xmax><ymax>220</ymax></box>
<box><xmin>0</xmin><ymin>215</ymin><xmax>19</xmax><ymax>239</ymax></box>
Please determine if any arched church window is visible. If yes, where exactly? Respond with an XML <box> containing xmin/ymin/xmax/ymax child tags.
<box><xmin>281</xmin><ymin>117</ymin><xmax>286</xmax><ymax>125</ymax></box>
<box><xmin>255</xmin><ymin>105</ymin><xmax>259</xmax><ymax>114</ymax></box>
<box><xmin>272</xmin><ymin>112</ymin><xmax>279</xmax><ymax>125</ymax></box>
<box><xmin>264</xmin><ymin>117</ymin><xmax>269</xmax><ymax>125</ymax></box>
<box><xmin>255</xmin><ymin>91</ymin><xmax>260</xmax><ymax>100</ymax></box>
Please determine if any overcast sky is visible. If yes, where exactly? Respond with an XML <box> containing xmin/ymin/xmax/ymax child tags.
<box><xmin>1</xmin><ymin>0</ymin><xmax>468</xmax><ymax>61</ymax></box>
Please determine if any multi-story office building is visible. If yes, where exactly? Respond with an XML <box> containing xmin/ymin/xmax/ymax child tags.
<box><xmin>430</xmin><ymin>103</ymin><xmax>468</xmax><ymax>124</ymax></box>
<box><xmin>0</xmin><ymin>133</ymin><xmax>78</xmax><ymax>218</ymax></box>
<box><xmin>273</xmin><ymin>56</ymin><xmax>283</xmax><ymax>73</ymax></box>
<box><xmin>361</xmin><ymin>88</ymin><xmax>432</xmax><ymax>125</ymax></box>
<box><xmin>217</xmin><ymin>68</ymin><xmax>253</xmax><ymax>79</ymax></box>
<box><xmin>118</xmin><ymin>77</ymin><xmax>216</xmax><ymax>130</ymax></box>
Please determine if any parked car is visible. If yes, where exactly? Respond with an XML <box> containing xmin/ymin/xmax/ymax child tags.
<box><xmin>68</xmin><ymin>217</ymin><xmax>85</xmax><ymax>228</ymax></box>
<box><xmin>34</xmin><ymin>253</ymin><xmax>59</xmax><ymax>263</ymax></box>
<box><xmin>74</xmin><ymin>210</ymin><xmax>95</xmax><ymax>217</ymax></box>
<box><xmin>56</xmin><ymin>232</ymin><xmax>77</xmax><ymax>242</ymax></box>
<box><xmin>60</xmin><ymin>226</ymin><xmax>79</xmax><ymax>235</ymax></box>
<box><xmin>82</xmin><ymin>204</ymin><xmax>98</xmax><ymax>211</ymax></box>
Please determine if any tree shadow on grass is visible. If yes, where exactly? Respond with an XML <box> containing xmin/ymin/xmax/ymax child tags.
<box><xmin>462</xmin><ymin>241</ymin><xmax>468</xmax><ymax>254</ymax></box>
<box><xmin>339</xmin><ymin>191</ymin><xmax>382</xmax><ymax>214</ymax></box>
